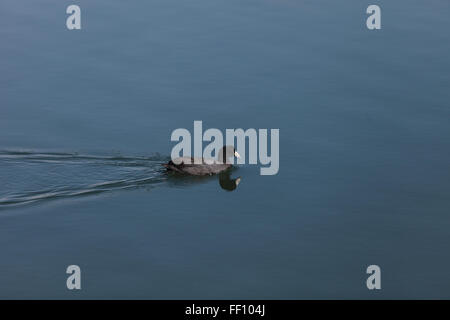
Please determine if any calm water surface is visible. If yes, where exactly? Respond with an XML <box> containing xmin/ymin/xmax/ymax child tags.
<box><xmin>1</xmin><ymin>0</ymin><xmax>449</xmax><ymax>298</ymax></box>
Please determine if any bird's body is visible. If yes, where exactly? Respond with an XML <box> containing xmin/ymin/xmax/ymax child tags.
<box><xmin>163</xmin><ymin>157</ymin><xmax>232</xmax><ymax>175</ymax></box>
<box><xmin>163</xmin><ymin>146</ymin><xmax>240</xmax><ymax>176</ymax></box>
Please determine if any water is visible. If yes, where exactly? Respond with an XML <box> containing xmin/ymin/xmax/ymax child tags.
<box><xmin>1</xmin><ymin>0</ymin><xmax>450</xmax><ymax>298</ymax></box>
<box><xmin>0</xmin><ymin>150</ymin><xmax>168</xmax><ymax>208</ymax></box>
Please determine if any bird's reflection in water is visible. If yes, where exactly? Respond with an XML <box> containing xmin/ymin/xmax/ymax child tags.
<box><xmin>218</xmin><ymin>170</ymin><xmax>241</xmax><ymax>191</ymax></box>
<box><xmin>165</xmin><ymin>169</ymin><xmax>241</xmax><ymax>192</ymax></box>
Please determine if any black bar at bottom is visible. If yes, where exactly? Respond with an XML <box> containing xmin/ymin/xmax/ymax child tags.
<box><xmin>0</xmin><ymin>300</ymin><xmax>447</xmax><ymax>318</ymax></box>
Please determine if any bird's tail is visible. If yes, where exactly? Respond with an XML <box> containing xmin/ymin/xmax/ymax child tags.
<box><xmin>162</xmin><ymin>162</ymin><xmax>183</xmax><ymax>173</ymax></box>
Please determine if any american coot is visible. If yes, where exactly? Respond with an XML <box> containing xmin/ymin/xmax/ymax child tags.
<box><xmin>163</xmin><ymin>145</ymin><xmax>240</xmax><ymax>175</ymax></box>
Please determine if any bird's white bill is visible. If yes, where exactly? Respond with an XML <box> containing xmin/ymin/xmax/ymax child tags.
<box><xmin>234</xmin><ymin>151</ymin><xmax>241</xmax><ymax>158</ymax></box>
<box><xmin>235</xmin><ymin>177</ymin><xmax>241</xmax><ymax>186</ymax></box>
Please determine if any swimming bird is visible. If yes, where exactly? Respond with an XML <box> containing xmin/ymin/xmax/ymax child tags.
<box><xmin>163</xmin><ymin>145</ymin><xmax>240</xmax><ymax>176</ymax></box>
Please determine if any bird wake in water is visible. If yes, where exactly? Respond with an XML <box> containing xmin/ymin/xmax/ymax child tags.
<box><xmin>0</xmin><ymin>150</ymin><xmax>169</xmax><ymax>209</ymax></box>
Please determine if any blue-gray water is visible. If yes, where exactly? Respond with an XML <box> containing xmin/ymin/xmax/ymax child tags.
<box><xmin>1</xmin><ymin>0</ymin><xmax>449</xmax><ymax>298</ymax></box>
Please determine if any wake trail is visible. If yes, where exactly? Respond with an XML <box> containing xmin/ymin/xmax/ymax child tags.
<box><xmin>0</xmin><ymin>150</ymin><xmax>170</xmax><ymax>209</ymax></box>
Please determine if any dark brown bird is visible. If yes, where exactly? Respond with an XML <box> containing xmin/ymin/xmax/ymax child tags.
<box><xmin>163</xmin><ymin>145</ymin><xmax>240</xmax><ymax>176</ymax></box>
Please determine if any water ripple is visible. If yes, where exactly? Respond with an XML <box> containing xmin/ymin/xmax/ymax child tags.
<box><xmin>0</xmin><ymin>150</ymin><xmax>170</xmax><ymax>209</ymax></box>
